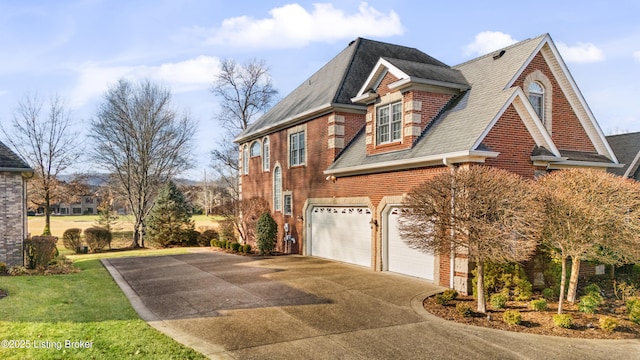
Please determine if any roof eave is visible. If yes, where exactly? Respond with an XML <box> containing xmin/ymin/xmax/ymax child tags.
<box><xmin>234</xmin><ymin>103</ymin><xmax>366</xmax><ymax>143</ymax></box>
<box><xmin>540</xmin><ymin>160</ymin><xmax>624</xmax><ymax>170</ymax></box>
<box><xmin>324</xmin><ymin>150</ymin><xmax>499</xmax><ymax>177</ymax></box>
<box><xmin>389</xmin><ymin>77</ymin><xmax>470</xmax><ymax>92</ymax></box>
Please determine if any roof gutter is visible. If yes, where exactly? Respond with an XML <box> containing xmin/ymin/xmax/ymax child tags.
<box><xmin>388</xmin><ymin>77</ymin><xmax>470</xmax><ymax>92</ymax></box>
<box><xmin>542</xmin><ymin>160</ymin><xmax>624</xmax><ymax>170</ymax></box>
<box><xmin>324</xmin><ymin>150</ymin><xmax>499</xmax><ymax>177</ymax></box>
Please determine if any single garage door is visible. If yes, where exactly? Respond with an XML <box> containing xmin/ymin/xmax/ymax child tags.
<box><xmin>310</xmin><ymin>206</ymin><xmax>372</xmax><ymax>267</ymax></box>
<box><xmin>386</xmin><ymin>207</ymin><xmax>435</xmax><ymax>280</ymax></box>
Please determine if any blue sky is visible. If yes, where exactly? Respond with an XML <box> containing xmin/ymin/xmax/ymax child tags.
<box><xmin>1</xmin><ymin>1</ymin><xmax>639</xmax><ymax>179</ymax></box>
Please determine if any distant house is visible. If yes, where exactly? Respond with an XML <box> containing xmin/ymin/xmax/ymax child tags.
<box><xmin>235</xmin><ymin>34</ymin><xmax>619</xmax><ymax>294</ymax></box>
<box><xmin>606</xmin><ymin>132</ymin><xmax>640</xmax><ymax>180</ymax></box>
<box><xmin>0</xmin><ymin>141</ymin><xmax>33</xmax><ymax>266</ymax></box>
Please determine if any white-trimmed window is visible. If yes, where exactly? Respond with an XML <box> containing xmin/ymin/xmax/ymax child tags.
<box><xmin>283</xmin><ymin>192</ymin><xmax>292</xmax><ymax>215</ymax></box>
<box><xmin>528</xmin><ymin>82</ymin><xmax>544</xmax><ymax>121</ymax></box>
<box><xmin>273</xmin><ymin>166</ymin><xmax>282</xmax><ymax>211</ymax></box>
<box><xmin>250</xmin><ymin>141</ymin><xmax>261</xmax><ymax>157</ymax></box>
<box><xmin>242</xmin><ymin>145</ymin><xmax>249</xmax><ymax>175</ymax></box>
<box><xmin>376</xmin><ymin>101</ymin><xmax>402</xmax><ymax>144</ymax></box>
<box><xmin>262</xmin><ymin>137</ymin><xmax>270</xmax><ymax>171</ymax></box>
<box><xmin>290</xmin><ymin>131</ymin><xmax>305</xmax><ymax>166</ymax></box>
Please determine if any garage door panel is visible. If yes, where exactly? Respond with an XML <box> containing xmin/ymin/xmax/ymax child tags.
<box><xmin>310</xmin><ymin>207</ymin><xmax>371</xmax><ymax>267</ymax></box>
<box><xmin>387</xmin><ymin>208</ymin><xmax>435</xmax><ymax>280</ymax></box>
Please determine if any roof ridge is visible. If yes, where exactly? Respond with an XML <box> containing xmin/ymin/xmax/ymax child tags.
<box><xmin>453</xmin><ymin>34</ymin><xmax>547</xmax><ymax>69</ymax></box>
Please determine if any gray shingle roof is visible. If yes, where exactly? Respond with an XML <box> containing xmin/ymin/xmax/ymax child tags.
<box><xmin>236</xmin><ymin>38</ymin><xmax>455</xmax><ymax>143</ymax></box>
<box><xmin>606</xmin><ymin>132</ymin><xmax>640</xmax><ymax>178</ymax></box>
<box><xmin>328</xmin><ymin>35</ymin><xmax>547</xmax><ymax>172</ymax></box>
<box><xmin>0</xmin><ymin>140</ymin><xmax>32</xmax><ymax>171</ymax></box>
<box><xmin>382</xmin><ymin>57</ymin><xmax>469</xmax><ymax>88</ymax></box>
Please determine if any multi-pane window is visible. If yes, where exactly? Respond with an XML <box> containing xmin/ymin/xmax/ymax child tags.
<box><xmin>273</xmin><ymin>166</ymin><xmax>282</xmax><ymax>211</ymax></box>
<box><xmin>250</xmin><ymin>141</ymin><xmax>260</xmax><ymax>157</ymax></box>
<box><xmin>528</xmin><ymin>82</ymin><xmax>544</xmax><ymax>121</ymax></box>
<box><xmin>376</xmin><ymin>102</ymin><xmax>402</xmax><ymax>144</ymax></box>
<box><xmin>262</xmin><ymin>137</ymin><xmax>270</xmax><ymax>171</ymax></box>
<box><xmin>283</xmin><ymin>194</ymin><xmax>292</xmax><ymax>215</ymax></box>
<box><xmin>290</xmin><ymin>131</ymin><xmax>305</xmax><ymax>166</ymax></box>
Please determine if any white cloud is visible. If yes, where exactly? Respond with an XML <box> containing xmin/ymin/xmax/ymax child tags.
<box><xmin>70</xmin><ymin>56</ymin><xmax>220</xmax><ymax>108</ymax></box>
<box><xmin>557</xmin><ymin>42</ymin><xmax>605</xmax><ymax>63</ymax></box>
<box><xmin>633</xmin><ymin>50</ymin><xmax>640</xmax><ymax>62</ymax></box>
<box><xmin>200</xmin><ymin>2</ymin><xmax>404</xmax><ymax>49</ymax></box>
<box><xmin>463</xmin><ymin>31</ymin><xmax>518</xmax><ymax>56</ymax></box>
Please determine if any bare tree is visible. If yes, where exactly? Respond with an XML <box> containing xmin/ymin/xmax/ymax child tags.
<box><xmin>210</xmin><ymin>58</ymin><xmax>278</xmax><ymax>199</ymax></box>
<box><xmin>90</xmin><ymin>79</ymin><xmax>195</xmax><ymax>248</ymax></box>
<box><xmin>0</xmin><ymin>93</ymin><xmax>82</xmax><ymax>234</ymax></box>
<box><xmin>538</xmin><ymin>169</ymin><xmax>640</xmax><ymax>313</ymax></box>
<box><xmin>400</xmin><ymin>166</ymin><xmax>542</xmax><ymax>313</ymax></box>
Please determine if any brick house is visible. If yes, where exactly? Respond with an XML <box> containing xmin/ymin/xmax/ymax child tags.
<box><xmin>235</xmin><ymin>34</ymin><xmax>620</xmax><ymax>293</ymax></box>
<box><xmin>0</xmin><ymin>141</ymin><xmax>33</xmax><ymax>266</ymax></box>
<box><xmin>607</xmin><ymin>132</ymin><xmax>640</xmax><ymax>181</ymax></box>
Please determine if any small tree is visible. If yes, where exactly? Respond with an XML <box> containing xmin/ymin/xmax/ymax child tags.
<box><xmin>538</xmin><ymin>169</ymin><xmax>640</xmax><ymax>313</ymax></box>
<box><xmin>146</xmin><ymin>181</ymin><xmax>194</xmax><ymax>247</ymax></box>
<box><xmin>400</xmin><ymin>166</ymin><xmax>541</xmax><ymax>313</ymax></box>
<box><xmin>256</xmin><ymin>212</ymin><xmax>278</xmax><ymax>255</ymax></box>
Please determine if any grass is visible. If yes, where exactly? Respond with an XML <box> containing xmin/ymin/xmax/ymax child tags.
<box><xmin>29</xmin><ymin>214</ymin><xmax>222</xmax><ymax>238</ymax></box>
<box><xmin>0</xmin><ymin>252</ymin><xmax>206</xmax><ymax>359</ymax></box>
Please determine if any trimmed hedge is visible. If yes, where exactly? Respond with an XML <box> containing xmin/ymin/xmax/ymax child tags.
<box><xmin>24</xmin><ymin>236</ymin><xmax>58</xmax><ymax>269</ymax></box>
<box><xmin>62</xmin><ymin>228</ymin><xmax>84</xmax><ymax>253</ymax></box>
<box><xmin>84</xmin><ymin>227</ymin><xmax>112</xmax><ymax>252</ymax></box>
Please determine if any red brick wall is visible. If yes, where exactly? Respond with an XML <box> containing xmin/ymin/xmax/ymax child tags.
<box><xmin>513</xmin><ymin>52</ymin><xmax>595</xmax><ymax>152</ymax></box>
<box><xmin>482</xmin><ymin>104</ymin><xmax>542</xmax><ymax>179</ymax></box>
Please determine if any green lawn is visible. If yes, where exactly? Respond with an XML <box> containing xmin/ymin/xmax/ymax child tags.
<box><xmin>0</xmin><ymin>251</ymin><xmax>206</xmax><ymax>359</ymax></box>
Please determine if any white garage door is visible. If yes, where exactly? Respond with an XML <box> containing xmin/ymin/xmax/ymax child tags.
<box><xmin>386</xmin><ymin>207</ymin><xmax>435</xmax><ymax>280</ymax></box>
<box><xmin>310</xmin><ymin>206</ymin><xmax>372</xmax><ymax>267</ymax></box>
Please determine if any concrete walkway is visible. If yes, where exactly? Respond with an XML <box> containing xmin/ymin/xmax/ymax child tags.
<box><xmin>103</xmin><ymin>250</ymin><xmax>640</xmax><ymax>359</ymax></box>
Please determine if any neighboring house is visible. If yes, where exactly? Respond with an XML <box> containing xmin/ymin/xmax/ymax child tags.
<box><xmin>0</xmin><ymin>141</ymin><xmax>33</xmax><ymax>267</ymax></box>
<box><xmin>54</xmin><ymin>195</ymin><xmax>100</xmax><ymax>215</ymax></box>
<box><xmin>606</xmin><ymin>132</ymin><xmax>640</xmax><ymax>180</ymax></box>
<box><xmin>235</xmin><ymin>34</ymin><xmax>620</xmax><ymax>293</ymax></box>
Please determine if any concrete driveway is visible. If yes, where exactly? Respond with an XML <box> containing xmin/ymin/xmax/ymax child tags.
<box><xmin>103</xmin><ymin>250</ymin><xmax>640</xmax><ymax>359</ymax></box>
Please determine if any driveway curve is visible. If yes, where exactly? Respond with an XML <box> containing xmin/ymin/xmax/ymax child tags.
<box><xmin>103</xmin><ymin>250</ymin><xmax>640</xmax><ymax>359</ymax></box>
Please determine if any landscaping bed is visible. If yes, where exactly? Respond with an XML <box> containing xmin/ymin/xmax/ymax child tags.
<box><xmin>424</xmin><ymin>294</ymin><xmax>640</xmax><ymax>339</ymax></box>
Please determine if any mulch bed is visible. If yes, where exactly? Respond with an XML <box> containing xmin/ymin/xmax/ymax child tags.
<box><xmin>423</xmin><ymin>294</ymin><xmax>640</xmax><ymax>339</ymax></box>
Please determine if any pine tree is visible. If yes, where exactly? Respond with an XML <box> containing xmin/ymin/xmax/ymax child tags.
<box><xmin>146</xmin><ymin>181</ymin><xmax>194</xmax><ymax>247</ymax></box>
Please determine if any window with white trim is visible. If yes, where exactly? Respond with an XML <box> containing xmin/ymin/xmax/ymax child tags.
<box><xmin>283</xmin><ymin>193</ymin><xmax>292</xmax><ymax>215</ymax></box>
<box><xmin>376</xmin><ymin>101</ymin><xmax>402</xmax><ymax>144</ymax></box>
<box><xmin>273</xmin><ymin>166</ymin><xmax>282</xmax><ymax>211</ymax></box>
<box><xmin>528</xmin><ymin>82</ymin><xmax>544</xmax><ymax>121</ymax></box>
<box><xmin>262</xmin><ymin>137</ymin><xmax>270</xmax><ymax>171</ymax></box>
<box><xmin>250</xmin><ymin>141</ymin><xmax>260</xmax><ymax>157</ymax></box>
<box><xmin>242</xmin><ymin>145</ymin><xmax>249</xmax><ymax>175</ymax></box>
<box><xmin>290</xmin><ymin>131</ymin><xmax>305</xmax><ymax>166</ymax></box>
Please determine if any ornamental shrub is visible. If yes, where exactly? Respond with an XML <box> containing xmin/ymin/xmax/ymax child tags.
<box><xmin>0</xmin><ymin>262</ymin><xmax>7</xmax><ymax>274</ymax></box>
<box><xmin>219</xmin><ymin>220</ymin><xmax>236</xmax><ymax>243</ymax></box>
<box><xmin>256</xmin><ymin>212</ymin><xmax>277</xmax><ymax>255</ymax></box>
<box><xmin>84</xmin><ymin>227</ymin><xmax>112</xmax><ymax>252</ymax></box>
<box><xmin>472</xmin><ymin>261</ymin><xmax>532</xmax><ymax>301</ymax></box>
<box><xmin>146</xmin><ymin>181</ymin><xmax>194</xmax><ymax>247</ymax></box>
<box><xmin>199</xmin><ymin>229</ymin><xmax>219</xmax><ymax>247</ymax></box>
<box><xmin>24</xmin><ymin>236</ymin><xmax>58</xmax><ymax>269</ymax></box>
<box><xmin>627</xmin><ymin>298</ymin><xmax>640</xmax><ymax>324</ymax></box>
<box><xmin>503</xmin><ymin>310</ymin><xmax>522</xmax><ymax>326</ymax></box>
<box><xmin>436</xmin><ymin>289</ymin><xmax>459</xmax><ymax>305</ymax></box>
<box><xmin>490</xmin><ymin>293</ymin><xmax>508</xmax><ymax>309</ymax></box>
<box><xmin>456</xmin><ymin>303</ymin><xmax>473</xmax><ymax>317</ymax></box>
<box><xmin>530</xmin><ymin>299</ymin><xmax>548</xmax><ymax>312</ymax></box>
<box><xmin>584</xmin><ymin>283</ymin><xmax>602</xmax><ymax>297</ymax></box>
<box><xmin>578</xmin><ymin>292</ymin><xmax>603</xmax><ymax>314</ymax></box>
<box><xmin>242</xmin><ymin>244</ymin><xmax>252</xmax><ymax>254</ymax></box>
<box><xmin>210</xmin><ymin>239</ymin><xmax>219</xmax><ymax>247</ymax></box>
<box><xmin>231</xmin><ymin>242</ymin><xmax>241</xmax><ymax>252</ymax></box>
<box><xmin>62</xmin><ymin>228</ymin><xmax>84</xmax><ymax>253</ymax></box>
<box><xmin>553</xmin><ymin>314</ymin><xmax>573</xmax><ymax>328</ymax></box>
<box><xmin>599</xmin><ymin>317</ymin><xmax>618</xmax><ymax>332</ymax></box>
<box><xmin>541</xmin><ymin>288</ymin><xmax>555</xmax><ymax>301</ymax></box>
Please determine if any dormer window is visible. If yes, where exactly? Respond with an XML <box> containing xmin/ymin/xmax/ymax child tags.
<box><xmin>376</xmin><ymin>101</ymin><xmax>402</xmax><ymax>145</ymax></box>
<box><xmin>528</xmin><ymin>82</ymin><xmax>544</xmax><ymax>121</ymax></box>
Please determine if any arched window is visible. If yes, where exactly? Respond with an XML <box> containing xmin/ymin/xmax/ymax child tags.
<box><xmin>250</xmin><ymin>141</ymin><xmax>261</xmax><ymax>157</ymax></box>
<box><xmin>262</xmin><ymin>137</ymin><xmax>270</xmax><ymax>171</ymax></box>
<box><xmin>273</xmin><ymin>166</ymin><xmax>282</xmax><ymax>211</ymax></box>
<box><xmin>528</xmin><ymin>82</ymin><xmax>544</xmax><ymax>121</ymax></box>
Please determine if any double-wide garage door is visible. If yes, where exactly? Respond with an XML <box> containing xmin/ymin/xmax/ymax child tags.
<box><xmin>309</xmin><ymin>205</ymin><xmax>435</xmax><ymax>281</ymax></box>
<box><xmin>310</xmin><ymin>206</ymin><xmax>371</xmax><ymax>267</ymax></box>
